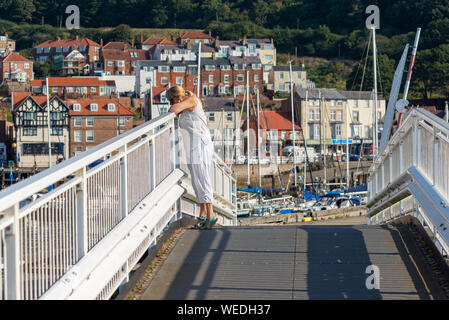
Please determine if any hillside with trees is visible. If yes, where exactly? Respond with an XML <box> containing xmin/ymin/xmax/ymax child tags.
<box><xmin>1</xmin><ymin>0</ymin><xmax>449</xmax><ymax>101</ymax></box>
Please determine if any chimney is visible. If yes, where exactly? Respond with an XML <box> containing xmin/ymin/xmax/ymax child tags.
<box><xmin>131</xmin><ymin>39</ymin><xmax>135</xmax><ymax>48</ymax></box>
<box><xmin>270</xmin><ymin>38</ymin><xmax>273</xmax><ymax>44</ymax></box>
<box><xmin>302</xmin><ymin>58</ymin><xmax>305</xmax><ymax>69</ymax></box>
<box><xmin>140</xmin><ymin>33</ymin><xmax>143</xmax><ymax>44</ymax></box>
<box><xmin>243</xmin><ymin>35</ymin><xmax>247</xmax><ymax>45</ymax></box>
<box><xmin>76</xmin><ymin>35</ymin><xmax>79</xmax><ymax>41</ymax></box>
<box><xmin>186</xmin><ymin>41</ymin><xmax>191</xmax><ymax>50</ymax></box>
<box><xmin>57</xmin><ymin>36</ymin><xmax>61</xmax><ymax>41</ymax></box>
<box><xmin>4</xmin><ymin>32</ymin><xmax>7</xmax><ymax>40</ymax></box>
<box><xmin>215</xmin><ymin>36</ymin><xmax>220</xmax><ymax>49</ymax></box>
<box><xmin>209</xmin><ymin>31</ymin><xmax>211</xmax><ymax>37</ymax></box>
<box><xmin>100</xmin><ymin>38</ymin><xmax>103</xmax><ymax>47</ymax></box>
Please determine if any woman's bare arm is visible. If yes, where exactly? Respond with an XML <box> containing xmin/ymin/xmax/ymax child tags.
<box><xmin>168</xmin><ymin>95</ymin><xmax>197</xmax><ymax>115</ymax></box>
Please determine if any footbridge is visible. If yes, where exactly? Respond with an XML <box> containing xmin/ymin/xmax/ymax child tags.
<box><xmin>1</xmin><ymin>109</ymin><xmax>449</xmax><ymax>300</ymax></box>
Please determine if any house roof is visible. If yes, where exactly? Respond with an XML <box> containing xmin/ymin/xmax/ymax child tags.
<box><xmin>30</xmin><ymin>77</ymin><xmax>116</xmax><ymax>87</ymax></box>
<box><xmin>190</xmin><ymin>43</ymin><xmax>216</xmax><ymax>53</ymax></box>
<box><xmin>257</xmin><ymin>111</ymin><xmax>300</xmax><ymax>131</ymax></box>
<box><xmin>339</xmin><ymin>90</ymin><xmax>384</xmax><ymax>100</ymax></box>
<box><xmin>103</xmin><ymin>48</ymin><xmax>146</xmax><ymax>61</ymax></box>
<box><xmin>273</xmin><ymin>65</ymin><xmax>306</xmax><ymax>72</ymax></box>
<box><xmin>12</xmin><ymin>93</ymin><xmax>62</xmax><ymax>110</ymax></box>
<box><xmin>180</xmin><ymin>31</ymin><xmax>213</xmax><ymax>39</ymax></box>
<box><xmin>35</xmin><ymin>38</ymin><xmax>101</xmax><ymax>49</ymax></box>
<box><xmin>202</xmin><ymin>97</ymin><xmax>236</xmax><ymax>112</ymax></box>
<box><xmin>229</xmin><ymin>56</ymin><xmax>262</xmax><ymax>64</ymax></box>
<box><xmin>102</xmin><ymin>41</ymin><xmax>133</xmax><ymax>50</ymax></box>
<box><xmin>143</xmin><ymin>38</ymin><xmax>176</xmax><ymax>45</ymax></box>
<box><xmin>66</xmin><ymin>98</ymin><xmax>134</xmax><ymax>116</ymax></box>
<box><xmin>295</xmin><ymin>88</ymin><xmax>347</xmax><ymax>100</ymax></box>
<box><xmin>0</xmin><ymin>51</ymin><xmax>32</xmax><ymax>63</ymax></box>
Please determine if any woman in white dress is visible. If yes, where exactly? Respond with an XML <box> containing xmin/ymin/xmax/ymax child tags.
<box><xmin>167</xmin><ymin>86</ymin><xmax>216</xmax><ymax>229</ymax></box>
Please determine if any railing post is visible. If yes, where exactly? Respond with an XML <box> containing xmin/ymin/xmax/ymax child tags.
<box><xmin>76</xmin><ymin>167</ymin><xmax>88</xmax><ymax>258</ymax></box>
<box><xmin>433</xmin><ymin>128</ymin><xmax>439</xmax><ymax>187</ymax></box>
<box><xmin>5</xmin><ymin>204</ymin><xmax>20</xmax><ymax>300</ymax></box>
<box><xmin>399</xmin><ymin>136</ymin><xmax>404</xmax><ymax>173</ymax></box>
<box><xmin>412</xmin><ymin>117</ymin><xmax>419</xmax><ymax>167</ymax></box>
<box><xmin>120</xmin><ymin>145</ymin><xmax>128</xmax><ymax>219</ymax></box>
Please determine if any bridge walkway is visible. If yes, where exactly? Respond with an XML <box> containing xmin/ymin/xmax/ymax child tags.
<box><xmin>137</xmin><ymin>223</ymin><xmax>447</xmax><ymax>300</ymax></box>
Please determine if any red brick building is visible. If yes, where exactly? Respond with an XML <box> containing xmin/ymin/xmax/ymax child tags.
<box><xmin>66</xmin><ymin>98</ymin><xmax>134</xmax><ymax>157</ymax></box>
<box><xmin>30</xmin><ymin>77</ymin><xmax>117</xmax><ymax>97</ymax></box>
<box><xmin>177</xmin><ymin>31</ymin><xmax>214</xmax><ymax>45</ymax></box>
<box><xmin>101</xmin><ymin>41</ymin><xmax>147</xmax><ymax>76</ymax></box>
<box><xmin>33</xmin><ymin>36</ymin><xmax>101</xmax><ymax>66</ymax></box>
<box><xmin>0</xmin><ymin>51</ymin><xmax>33</xmax><ymax>83</ymax></box>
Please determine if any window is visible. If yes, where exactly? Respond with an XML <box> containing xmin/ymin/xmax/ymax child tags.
<box><xmin>205</xmin><ymin>65</ymin><xmax>215</xmax><ymax>71</ymax></box>
<box><xmin>254</xmin><ymin>74</ymin><xmax>259</xmax><ymax>82</ymax></box>
<box><xmin>75</xmin><ymin>146</ymin><xmax>83</xmax><ymax>154</ymax></box>
<box><xmin>337</xmin><ymin>110</ymin><xmax>343</xmax><ymax>121</ymax></box>
<box><xmin>90</xmin><ymin>104</ymin><xmax>98</xmax><ymax>112</ymax></box>
<box><xmin>51</xmin><ymin>127</ymin><xmax>62</xmax><ymax>136</ymax></box>
<box><xmin>74</xmin><ymin>118</ymin><xmax>82</xmax><ymax>127</ymax></box>
<box><xmin>24</xmin><ymin>63</ymin><xmax>29</xmax><ymax>69</ymax></box>
<box><xmin>352</xmin><ymin>125</ymin><xmax>361</xmax><ymax>138</ymax></box>
<box><xmin>227</xmin><ymin>113</ymin><xmax>233</xmax><ymax>121</ymax></box>
<box><xmin>159</xmin><ymin>66</ymin><xmax>169</xmax><ymax>72</ymax></box>
<box><xmin>224</xmin><ymin>74</ymin><xmax>229</xmax><ymax>83</ymax></box>
<box><xmin>161</xmin><ymin>77</ymin><xmax>168</xmax><ymax>85</ymax></box>
<box><xmin>116</xmin><ymin>61</ymin><xmax>124</xmax><ymax>67</ymax></box>
<box><xmin>86</xmin><ymin>118</ymin><xmax>94</xmax><ymax>127</ymax></box>
<box><xmin>67</xmin><ymin>87</ymin><xmax>74</xmax><ymax>93</ymax></box>
<box><xmin>107</xmin><ymin>103</ymin><xmax>116</xmax><ymax>112</ymax></box>
<box><xmin>234</xmin><ymin>64</ymin><xmax>245</xmax><ymax>70</ymax></box>
<box><xmin>309</xmin><ymin>110</ymin><xmax>314</xmax><ymax>121</ymax></box>
<box><xmin>23</xmin><ymin>127</ymin><xmax>37</xmax><ymax>136</ymax></box>
<box><xmin>209</xmin><ymin>113</ymin><xmax>215</xmax><ymax>121</ymax></box>
<box><xmin>91</xmin><ymin>87</ymin><xmax>96</xmax><ymax>93</ymax></box>
<box><xmin>330</xmin><ymin>110</ymin><xmax>336</xmax><ymax>121</ymax></box>
<box><xmin>108</xmin><ymin>61</ymin><xmax>113</xmax><ymax>67</ymax></box>
<box><xmin>130</xmin><ymin>52</ymin><xmax>138</xmax><ymax>58</ymax></box>
<box><xmin>176</xmin><ymin>77</ymin><xmax>183</xmax><ymax>85</ymax></box>
<box><xmin>252</xmin><ymin>64</ymin><xmax>261</xmax><ymax>69</ymax></box>
<box><xmin>297</xmin><ymin>72</ymin><xmax>302</xmax><ymax>79</ymax></box>
<box><xmin>23</xmin><ymin>112</ymin><xmax>36</xmax><ymax>121</ymax></box>
<box><xmin>265</xmin><ymin>54</ymin><xmax>273</xmax><ymax>60</ymax></box>
<box><xmin>173</xmin><ymin>66</ymin><xmax>186</xmax><ymax>73</ymax></box>
<box><xmin>74</xmin><ymin>130</ymin><xmax>82</xmax><ymax>142</ymax></box>
<box><xmin>237</xmin><ymin>74</ymin><xmax>244</xmax><ymax>82</ymax></box>
<box><xmin>353</xmin><ymin>111</ymin><xmax>359</xmax><ymax>122</ymax></box>
<box><xmin>119</xmin><ymin>117</ymin><xmax>126</xmax><ymax>126</ymax></box>
<box><xmin>209</xmin><ymin>75</ymin><xmax>214</xmax><ymax>83</ymax></box>
<box><xmin>315</xmin><ymin>108</ymin><xmax>320</xmax><ymax>121</ymax></box>
<box><xmin>280</xmin><ymin>72</ymin><xmax>284</xmax><ymax>79</ymax></box>
<box><xmin>86</xmin><ymin>130</ymin><xmax>94</xmax><ymax>142</ymax></box>
<box><xmin>209</xmin><ymin>85</ymin><xmax>214</xmax><ymax>95</ymax></box>
<box><xmin>337</xmin><ymin>100</ymin><xmax>343</xmax><ymax>106</ymax></box>
<box><xmin>330</xmin><ymin>100</ymin><xmax>336</xmax><ymax>107</ymax></box>
<box><xmin>220</xmin><ymin>65</ymin><xmax>230</xmax><ymax>70</ymax></box>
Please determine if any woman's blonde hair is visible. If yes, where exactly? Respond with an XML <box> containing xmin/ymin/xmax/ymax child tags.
<box><xmin>166</xmin><ymin>85</ymin><xmax>192</xmax><ymax>102</ymax></box>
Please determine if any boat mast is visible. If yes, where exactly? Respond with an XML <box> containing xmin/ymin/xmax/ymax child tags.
<box><xmin>372</xmin><ymin>27</ymin><xmax>378</xmax><ymax>158</ymax></box>
<box><xmin>197</xmin><ymin>42</ymin><xmax>201</xmax><ymax>98</ymax></box>
<box><xmin>246</xmin><ymin>70</ymin><xmax>250</xmax><ymax>187</ymax></box>
<box><xmin>257</xmin><ymin>88</ymin><xmax>262</xmax><ymax>203</ymax></box>
<box><xmin>46</xmin><ymin>77</ymin><xmax>52</xmax><ymax>168</ymax></box>
<box><xmin>321</xmin><ymin>91</ymin><xmax>327</xmax><ymax>191</ymax></box>
<box><xmin>304</xmin><ymin>90</ymin><xmax>308</xmax><ymax>191</ymax></box>
<box><xmin>289</xmin><ymin>60</ymin><xmax>297</xmax><ymax>188</ymax></box>
<box><xmin>346</xmin><ymin>95</ymin><xmax>349</xmax><ymax>187</ymax></box>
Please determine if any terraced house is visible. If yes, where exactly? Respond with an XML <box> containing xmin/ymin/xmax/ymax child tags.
<box><xmin>101</xmin><ymin>41</ymin><xmax>148</xmax><ymax>75</ymax></box>
<box><xmin>33</xmin><ymin>36</ymin><xmax>101</xmax><ymax>72</ymax></box>
<box><xmin>0</xmin><ymin>51</ymin><xmax>33</xmax><ymax>83</ymax></box>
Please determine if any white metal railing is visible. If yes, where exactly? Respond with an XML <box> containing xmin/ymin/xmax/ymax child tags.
<box><xmin>367</xmin><ymin>108</ymin><xmax>449</xmax><ymax>256</ymax></box>
<box><xmin>0</xmin><ymin>112</ymin><xmax>236</xmax><ymax>300</ymax></box>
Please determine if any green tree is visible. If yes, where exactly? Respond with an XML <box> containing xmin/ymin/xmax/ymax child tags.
<box><xmin>0</xmin><ymin>0</ymin><xmax>36</xmax><ymax>23</ymax></box>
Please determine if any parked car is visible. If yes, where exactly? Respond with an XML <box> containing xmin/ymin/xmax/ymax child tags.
<box><xmin>342</xmin><ymin>154</ymin><xmax>361</xmax><ymax>161</ymax></box>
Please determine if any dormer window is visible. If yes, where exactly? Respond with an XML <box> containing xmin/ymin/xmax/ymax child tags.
<box><xmin>107</xmin><ymin>103</ymin><xmax>116</xmax><ymax>112</ymax></box>
<box><xmin>90</xmin><ymin>103</ymin><xmax>98</xmax><ymax>112</ymax></box>
<box><xmin>73</xmin><ymin>103</ymin><xmax>81</xmax><ymax>112</ymax></box>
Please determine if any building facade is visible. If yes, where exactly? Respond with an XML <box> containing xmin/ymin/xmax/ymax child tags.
<box><xmin>12</xmin><ymin>94</ymin><xmax>70</xmax><ymax>168</ymax></box>
<box><xmin>30</xmin><ymin>77</ymin><xmax>117</xmax><ymax>97</ymax></box>
<box><xmin>268</xmin><ymin>65</ymin><xmax>307</xmax><ymax>92</ymax></box>
<box><xmin>66</xmin><ymin>98</ymin><xmax>134</xmax><ymax>157</ymax></box>
<box><xmin>101</xmin><ymin>42</ymin><xmax>147</xmax><ymax>76</ymax></box>
<box><xmin>0</xmin><ymin>33</ymin><xmax>15</xmax><ymax>53</ymax></box>
<box><xmin>0</xmin><ymin>51</ymin><xmax>34</xmax><ymax>83</ymax></box>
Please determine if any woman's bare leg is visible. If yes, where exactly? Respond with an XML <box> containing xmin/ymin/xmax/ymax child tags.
<box><xmin>207</xmin><ymin>203</ymin><xmax>214</xmax><ymax>220</ymax></box>
<box><xmin>200</xmin><ymin>203</ymin><xmax>208</xmax><ymax>219</ymax></box>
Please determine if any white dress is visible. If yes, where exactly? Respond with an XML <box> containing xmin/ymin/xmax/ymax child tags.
<box><xmin>178</xmin><ymin>97</ymin><xmax>214</xmax><ymax>204</ymax></box>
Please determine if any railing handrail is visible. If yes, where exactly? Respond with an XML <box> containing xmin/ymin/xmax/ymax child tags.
<box><xmin>0</xmin><ymin>113</ymin><xmax>176</xmax><ymax>213</ymax></box>
<box><xmin>370</xmin><ymin>108</ymin><xmax>449</xmax><ymax>175</ymax></box>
